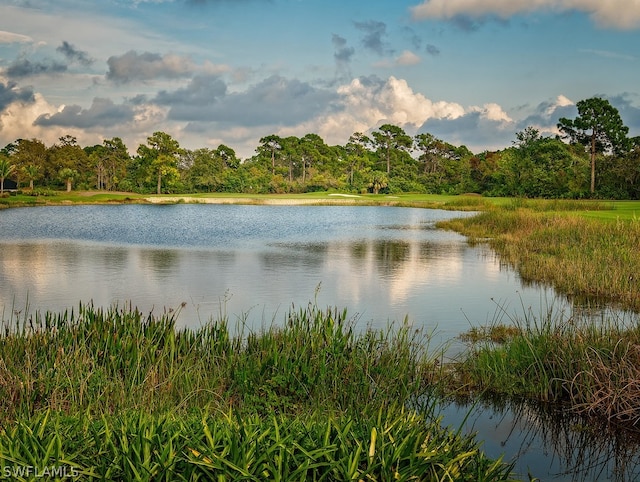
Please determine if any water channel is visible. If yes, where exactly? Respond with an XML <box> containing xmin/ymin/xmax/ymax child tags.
<box><xmin>0</xmin><ymin>203</ymin><xmax>638</xmax><ymax>480</ymax></box>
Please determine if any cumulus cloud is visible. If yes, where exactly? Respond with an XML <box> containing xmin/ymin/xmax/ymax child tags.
<box><xmin>172</xmin><ymin>75</ymin><xmax>337</xmax><ymax>127</ymax></box>
<box><xmin>609</xmin><ymin>93</ymin><xmax>640</xmax><ymax>135</ymax></box>
<box><xmin>0</xmin><ymin>81</ymin><xmax>35</xmax><ymax>111</ymax></box>
<box><xmin>277</xmin><ymin>75</ymin><xmax>465</xmax><ymax>148</ymax></box>
<box><xmin>178</xmin><ymin>73</ymin><xmax>342</xmax><ymax>155</ymax></box>
<box><xmin>155</xmin><ymin>74</ymin><xmax>227</xmax><ymax>107</ymax></box>
<box><xmin>0</xmin><ymin>92</ymin><xmax>68</xmax><ymax>147</ymax></box>
<box><xmin>472</xmin><ymin>102</ymin><xmax>512</xmax><ymax>122</ymax></box>
<box><xmin>106</xmin><ymin>50</ymin><xmax>230</xmax><ymax>84</ymax></box>
<box><xmin>33</xmin><ymin>97</ymin><xmax>135</xmax><ymax>128</ymax></box>
<box><xmin>155</xmin><ymin>74</ymin><xmax>229</xmax><ymax>121</ymax></box>
<box><xmin>106</xmin><ymin>51</ymin><xmax>198</xmax><ymax>83</ymax></box>
<box><xmin>516</xmin><ymin>94</ymin><xmax>577</xmax><ymax>135</ymax></box>
<box><xmin>410</xmin><ymin>0</ymin><xmax>640</xmax><ymax>30</ymax></box>
<box><xmin>180</xmin><ymin>75</ymin><xmax>469</xmax><ymax>157</ymax></box>
<box><xmin>418</xmin><ymin>94</ymin><xmax>581</xmax><ymax>152</ymax></box>
<box><xmin>420</xmin><ymin>110</ymin><xmax>514</xmax><ymax>152</ymax></box>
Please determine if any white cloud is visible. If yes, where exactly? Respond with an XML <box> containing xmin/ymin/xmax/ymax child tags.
<box><xmin>545</xmin><ymin>94</ymin><xmax>573</xmax><ymax>115</ymax></box>
<box><xmin>0</xmin><ymin>92</ymin><xmax>70</xmax><ymax>146</ymax></box>
<box><xmin>396</xmin><ymin>50</ymin><xmax>421</xmax><ymax>66</ymax></box>
<box><xmin>277</xmin><ymin>76</ymin><xmax>465</xmax><ymax>149</ymax></box>
<box><xmin>473</xmin><ymin>102</ymin><xmax>513</xmax><ymax>122</ymax></box>
<box><xmin>410</xmin><ymin>0</ymin><xmax>640</xmax><ymax>30</ymax></box>
<box><xmin>0</xmin><ymin>30</ymin><xmax>32</xmax><ymax>44</ymax></box>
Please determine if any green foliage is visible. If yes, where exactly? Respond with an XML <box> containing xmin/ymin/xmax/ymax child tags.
<box><xmin>0</xmin><ymin>157</ymin><xmax>15</xmax><ymax>193</ymax></box>
<box><xmin>439</xmin><ymin>205</ymin><xmax>640</xmax><ymax>311</ymax></box>
<box><xmin>558</xmin><ymin>97</ymin><xmax>630</xmax><ymax>194</ymax></box>
<box><xmin>0</xmin><ymin>302</ymin><xmax>442</xmax><ymax>420</ymax></box>
<box><xmin>455</xmin><ymin>306</ymin><xmax>640</xmax><ymax>428</ymax></box>
<box><xmin>1</xmin><ymin>98</ymin><xmax>637</xmax><ymax>198</ymax></box>
<box><xmin>0</xmin><ymin>302</ymin><xmax>517</xmax><ymax>480</ymax></box>
<box><xmin>0</xmin><ymin>407</ymin><xmax>516</xmax><ymax>481</ymax></box>
<box><xmin>493</xmin><ymin>136</ymin><xmax>589</xmax><ymax>198</ymax></box>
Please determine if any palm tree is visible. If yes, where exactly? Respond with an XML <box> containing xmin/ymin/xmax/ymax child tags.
<box><xmin>59</xmin><ymin>168</ymin><xmax>78</xmax><ymax>192</ymax></box>
<box><xmin>0</xmin><ymin>157</ymin><xmax>16</xmax><ymax>194</ymax></box>
<box><xmin>23</xmin><ymin>164</ymin><xmax>40</xmax><ymax>190</ymax></box>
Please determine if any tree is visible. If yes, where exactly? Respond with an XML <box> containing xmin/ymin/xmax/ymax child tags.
<box><xmin>558</xmin><ymin>97</ymin><xmax>629</xmax><ymax>194</ymax></box>
<box><xmin>0</xmin><ymin>157</ymin><xmax>15</xmax><ymax>194</ymax></box>
<box><xmin>47</xmin><ymin>136</ymin><xmax>89</xmax><ymax>189</ymax></box>
<box><xmin>414</xmin><ymin>133</ymin><xmax>441</xmax><ymax>174</ymax></box>
<box><xmin>345</xmin><ymin>132</ymin><xmax>372</xmax><ymax>188</ymax></box>
<box><xmin>22</xmin><ymin>164</ymin><xmax>40</xmax><ymax>190</ymax></box>
<box><xmin>58</xmin><ymin>167</ymin><xmax>78</xmax><ymax>192</ymax></box>
<box><xmin>496</xmin><ymin>131</ymin><xmax>588</xmax><ymax>198</ymax></box>
<box><xmin>137</xmin><ymin>132</ymin><xmax>182</xmax><ymax>194</ymax></box>
<box><xmin>88</xmin><ymin>137</ymin><xmax>130</xmax><ymax>191</ymax></box>
<box><xmin>257</xmin><ymin>135</ymin><xmax>282</xmax><ymax>175</ymax></box>
<box><xmin>372</xmin><ymin>124</ymin><xmax>412</xmax><ymax>175</ymax></box>
<box><xmin>11</xmin><ymin>138</ymin><xmax>46</xmax><ymax>188</ymax></box>
<box><xmin>368</xmin><ymin>171</ymin><xmax>388</xmax><ymax>194</ymax></box>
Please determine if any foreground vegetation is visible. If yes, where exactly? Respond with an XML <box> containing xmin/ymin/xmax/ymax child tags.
<box><xmin>0</xmin><ymin>303</ymin><xmax>516</xmax><ymax>481</ymax></box>
<box><xmin>436</xmin><ymin>197</ymin><xmax>640</xmax><ymax>432</ymax></box>
<box><xmin>454</xmin><ymin>308</ymin><xmax>640</xmax><ymax>430</ymax></box>
<box><xmin>2</xmin><ymin>193</ymin><xmax>640</xmax><ymax>478</ymax></box>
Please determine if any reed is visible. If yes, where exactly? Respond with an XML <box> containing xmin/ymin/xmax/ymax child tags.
<box><xmin>439</xmin><ymin>207</ymin><xmax>640</xmax><ymax>311</ymax></box>
<box><xmin>454</xmin><ymin>307</ymin><xmax>640</xmax><ymax>429</ymax></box>
<box><xmin>0</xmin><ymin>302</ymin><xmax>440</xmax><ymax>420</ymax></box>
<box><xmin>0</xmin><ymin>304</ymin><xmax>519</xmax><ymax>480</ymax></box>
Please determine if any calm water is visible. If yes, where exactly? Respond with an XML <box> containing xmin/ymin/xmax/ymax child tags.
<box><xmin>0</xmin><ymin>204</ymin><xmax>563</xmax><ymax>344</ymax></box>
<box><xmin>0</xmin><ymin>203</ymin><xmax>637</xmax><ymax>480</ymax></box>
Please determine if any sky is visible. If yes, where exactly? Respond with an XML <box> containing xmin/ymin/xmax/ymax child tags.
<box><xmin>1</xmin><ymin>0</ymin><xmax>640</xmax><ymax>159</ymax></box>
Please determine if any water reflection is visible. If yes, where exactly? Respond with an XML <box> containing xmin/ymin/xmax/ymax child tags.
<box><xmin>0</xmin><ymin>204</ymin><xmax>637</xmax><ymax>480</ymax></box>
<box><xmin>139</xmin><ymin>249</ymin><xmax>181</xmax><ymax>277</ymax></box>
<box><xmin>438</xmin><ymin>397</ymin><xmax>640</xmax><ymax>481</ymax></box>
<box><xmin>0</xmin><ymin>205</ymin><xmax>563</xmax><ymax>341</ymax></box>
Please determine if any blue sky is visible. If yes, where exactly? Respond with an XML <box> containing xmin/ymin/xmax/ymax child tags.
<box><xmin>1</xmin><ymin>0</ymin><xmax>639</xmax><ymax>158</ymax></box>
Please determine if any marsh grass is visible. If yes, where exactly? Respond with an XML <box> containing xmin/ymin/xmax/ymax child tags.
<box><xmin>454</xmin><ymin>306</ymin><xmax>640</xmax><ymax>429</ymax></box>
<box><xmin>439</xmin><ymin>207</ymin><xmax>640</xmax><ymax>312</ymax></box>
<box><xmin>0</xmin><ymin>303</ymin><xmax>518</xmax><ymax>480</ymax></box>
<box><xmin>0</xmin><ymin>302</ymin><xmax>442</xmax><ymax>420</ymax></box>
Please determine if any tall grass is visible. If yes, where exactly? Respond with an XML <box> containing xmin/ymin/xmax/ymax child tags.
<box><xmin>453</xmin><ymin>306</ymin><xmax>640</xmax><ymax>429</ymax></box>
<box><xmin>0</xmin><ymin>303</ymin><xmax>519</xmax><ymax>480</ymax></box>
<box><xmin>0</xmin><ymin>302</ymin><xmax>439</xmax><ymax>420</ymax></box>
<box><xmin>439</xmin><ymin>207</ymin><xmax>640</xmax><ymax>311</ymax></box>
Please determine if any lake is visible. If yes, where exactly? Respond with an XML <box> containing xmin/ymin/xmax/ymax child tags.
<box><xmin>0</xmin><ymin>204</ymin><xmax>562</xmax><ymax>343</ymax></box>
<box><xmin>0</xmin><ymin>203</ymin><xmax>637</xmax><ymax>480</ymax></box>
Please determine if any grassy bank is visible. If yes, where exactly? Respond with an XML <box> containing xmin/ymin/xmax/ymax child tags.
<box><xmin>0</xmin><ymin>303</ymin><xmax>516</xmax><ymax>480</ymax></box>
<box><xmin>437</xmin><ymin>198</ymin><xmax>640</xmax><ymax>430</ymax></box>
<box><xmin>438</xmin><ymin>200</ymin><xmax>640</xmax><ymax>312</ymax></box>
<box><xmin>451</xmin><ymin>308</ymin><xmax>640</xmax><ymax>430</ymax></box>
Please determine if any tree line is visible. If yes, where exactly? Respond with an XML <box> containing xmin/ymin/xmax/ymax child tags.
<box><xmin>1</xmin><ymin>97</ymin><xmax>639</xmax><ymax>199</ymax></box>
